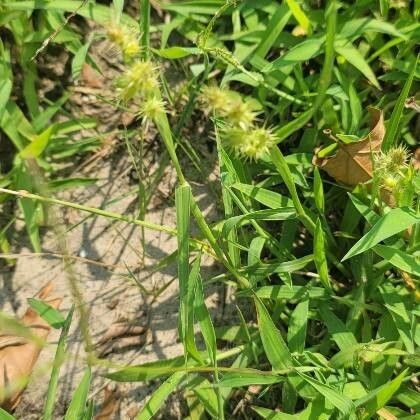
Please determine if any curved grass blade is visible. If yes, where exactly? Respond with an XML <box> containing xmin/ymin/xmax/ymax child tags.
<box><xmin>254</xmin><ymin>296</ymin><xmax>293</xmax><ymax>370</ymax></box>
<box><xmin>342</xmin><ymin>207</ymin><xmax>419</xmax><ymax>261</ymax></box>
<box><xmin>64</xmin><ymin>367</ymin><xmax>91</xmax><ymax>420</ymax></box>
<box><xmin>136</xmin><ymin>371</ymin><xmax>185</xmax><ymax>420</ymax></box>
<box><xmin>382</xmin><ymin>54</ymin><xmax>419</xmax><ymax>151</ymax></box>
<box><xmin>43</xmin><ymin>306</ymin><xmax>74</xmax><ymax>420</ymax></box>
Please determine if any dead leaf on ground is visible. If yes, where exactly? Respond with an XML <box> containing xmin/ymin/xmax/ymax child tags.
<box><xmin>0</xmin><ymin>282</ymin><xmax>62</xmax><ymax>411</ymax></box>
<box><xmin>413</xmin><ymin>147</ymin><xmax>420</xmax><ymax>171</ymax></box>
<box><xmin>81</xmin><ymin>63</ymin><xmax>105</xmax><ymax>89</ymax></box>
<box><xmin>94</xmin><ymin>385</ymin><xmax>121</xmax><ymax>420</ymax></box>
<box><xmin>313</xmin><ymin>108</ymin><xmax>384</xmax><ymax>185</ymax></box>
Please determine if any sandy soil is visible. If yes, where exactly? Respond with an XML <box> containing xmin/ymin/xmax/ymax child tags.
<box><xmin>1</xmin><ymin>150</ymin><xmax>222</xmax><ymax>418</ymax></box>
<box><xmin>0</xmin><ymin>30</ymin><xmax>224</xmax><ymax>418</ymax></box>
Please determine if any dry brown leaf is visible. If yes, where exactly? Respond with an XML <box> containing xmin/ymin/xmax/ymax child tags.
<box><xmin>94</xmin><ymin>385</ymin><xmax>121</xmax><ymax>420</ymax></box>
<box><xmin>413</xmin><ymin>147</ymin><xmax>420</xmax><ymax>171</ymax></box>
<box><xmin>0</xmin><ymin>282</ymin><xmax>62</xmax><ymax>411</ymax></box>
<box><xmin>313</xmin><ymin>108</ymin><xmax>385</xmax><ymax>185</ymax></box>
<box><xmin>376</xmin><ymin>407</ymin><xmax>397</xmax><ymax>420</ymax></box>
<box><xmin>81</xmin><ymin>63</ymin><xmax>105</xmax><ymax>89</ymax></box>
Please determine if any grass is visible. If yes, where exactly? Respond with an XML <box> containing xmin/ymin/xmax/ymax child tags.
<box><xmin>0</xmin><ymin>0</ymin><xmax>419</xmax><ymax>418</ymax></box>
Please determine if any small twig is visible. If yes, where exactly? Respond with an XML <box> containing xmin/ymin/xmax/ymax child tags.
<box><xmin>31</xmin><ymin>0</ymin><xmax>89</xmax><ymax>61</ymax></box>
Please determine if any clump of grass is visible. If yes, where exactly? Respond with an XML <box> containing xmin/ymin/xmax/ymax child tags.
<box><xmin>0</xmin><ymin>0</ymin><xmax>419</xmax><ymax>419</ymax></box>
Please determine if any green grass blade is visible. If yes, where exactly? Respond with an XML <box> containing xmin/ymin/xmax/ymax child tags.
<box><xmin>136</xmin><ymin>372</ymin><xmax>186</xmax><ymax>420</ymax></box>
<box><xmin>318</xmin><ymin>305</ymin><xmax>358</xmax><ymax>350</ymax></box>
<box><xmin>254</xmin><ymin>296</ymin><xmax>293</xmax><ymax>370</ymax></box>
<box><xmin>140</xmin><ymin>0</ymin><xmax>150</xmax><ymax>58</ymax></box>
<box><xmin>355</xmin><ymin>369</ymin><xmax>407</xmax><ymax>419</ymax></box>
<box><xmin>64</xmin><ymin>367</ymin><xmax>91</xmax><ymax>420</ymax></box>
<box><xmin>334</xmin><ymin>41</ymin><xmax>380</xmax><ymax>89</ymax></box>
<box><xmin>284</xmin><ymin>0</ymin><xmax>311</xmax><ymax>35</ymax></box>
<box><xmin>195</xmin><ymin>271</ymin><xmax>217</xmax><ymax>366</ymax></box>
<box><xmin>373</xmin><ymin>244</ymin><xmax>420</xmax><ymax>276</ymax></box>
<box><xmin>297</xmin><ymin>372</ymin><xmax>355</xmax><ymax>416</ymax></box>
<box><xmin>0</xmin><ymin>408</ymin><xmax>16</xmax><ymax>419</ymax></box>
<box><xmin>43</xmin><ymin>307</ymin><xmax>74</xmax><ymax>420</ymax></box>
<box><xmin>27</xmin><ymin>299</ymin><xmax>65</xmax><ymax>329</ymax></box>
<box><xmin>313</xmin><ymin>219</ymin><xmax>331</xmax><ymax>289</ymax></box>
<box><xmin>380</xmin><ymin>283</ymin><xmax>414</xmax><ymax>353</ymax></box>
<box><xmin>175</xmin><ymin>184</ymin><xmax>201</xmax><ymax>361</ymax></box>
<box><xmin>287</xmin><ymin>298</ymin><xmax>309</xmax><ymax>354</ymax></box>
<box><xmin>342</xmin><ymin>207</ymin><xmax>419</xmax><ymax>261</ymax></box>
<box><xmin>382</xmin><ymin>54</ymin><xmax>419</xmax><ymax>151</ymax></box>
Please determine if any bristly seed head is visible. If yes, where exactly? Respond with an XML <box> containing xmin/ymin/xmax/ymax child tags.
<box><xmin>106</xmin><ymin>21</ymin><xmax>141</xmax><ymax>60</ymax></box>
<box><xmin>222</xmin><ymin>127</ymin><xmax>275</xmax><ymax>160</ymax></box>
<box><xmin>375</xmin><ymin>144</ymin><xmax>409</xmax><ymax>175</ymax></box>
<box><xmin>139</xmin><ymin>96</ymin><xmax>165</xmax><ymax>121</ymax></box>
<box><xmin>116</xmin><ymin>60</ymin><xmax>159</xmax><ymax>102</ymax></box>
<box><xmin>200</xmin><ymin>85</ymin><xmax>257</xmax><ymax>129</ymax></box>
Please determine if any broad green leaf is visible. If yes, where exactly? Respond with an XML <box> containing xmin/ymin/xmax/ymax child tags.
<box><xmin>380</xmin><ymin>283</ymin><xmax>414</xmax><ymax>353</ymax></box>
<box><xmin>64</xmin><ymin>368</ymin><xmax>91</xmax><ymax>420</ymax></box>
<box><xmin>342</xmin><ymin>207</ymin><xmax>419</xmax><ymax>260</ymax></box>
<box><xmin>339</xmin><ymin>18</ymin><xmax>406</xmax><ymax>39</ymax></box>
<box><xmin>221</xmin><ymin>208</ymin><xmax>296</xmax><ymax>237</ymax></box>
<box><xmin>152</xmin><ymin>46</ymin><xmax>201</xmax><ymax>59</ymax></box>
<box><xmin>252</xmin><ymin>405</ymin><xmax>297</xmax><ymax>419</ymax></box>
<box><xmin>27</xmin><ymin>298</ymin><xmax>65</xmax><ymax>329</ymax></box>
<box><xmin>252</xmin><ymin>4</ymin><xmax>291</xmax><ymax>60</ymax></box>
<box><xmin>0</xmin><ymin>408</ymin><xmax>16</xmax><ymax>420</ymax></box>
<box><xmin>355</xmin><ymin>369</ymin><xmax>407</xmax><ymax>419</ymax></box>
<box><xmin>190</xmin><ymin>376</ymin><xmax>219</xmax><ymax>419</ymax></box>
<box><xmin>20</xmin><ymin>126</ymin><xmax>53</xmax><ymax>159</ymax></box>
<box><xmin>4</xmin><ymin>1</ymin><xmax>137</xmax><ymax>26</ymax></box>
<box><xmin>254</xmin><ymin>296</ymin><xmax>293</xmax><ymax>370</ymax></box>
<box><xmin>263</xmin><ymin>37</ymin><xmax>324</xmax><ymax>72</ymax></box>
<box><xmin>82</xmin><ymin>399</ymin><xmax>94</xmax><ymax>420</ymax></box>
<box><xmin>313</xmin><ymin>168</ymin><xmax>324</xmax><ymax>213</ymax></box>
<box><xmin>244</xmin><ymin>254</ymin><xmax>313</xmax><ymax>277</ymax></box>
<box><xmin>319</xmin><ymin>306</ymin><xmax>358</xmax><ymax>350</ymax></box>
<box><xmin>335</xmin><ymin>41</ymin><xmax>379</xmax><ymax>88</ymax></box>
<box><xmin>175</xmin><ymin>185</ymin><xmax>198</xmax><ymax>360</ymax></box>
<box><xmin>373</xmin><ymin>245</ymin><xmax>420</xmax><ymax>277</ymax></box>
<box><xmin>0</xmin><ymin>78</ymin><xmax>12</xmax><ymax>121</ymax></box>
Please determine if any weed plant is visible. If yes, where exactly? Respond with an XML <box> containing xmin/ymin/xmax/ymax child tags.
<box><xmin>0</xmin><ymin>0</ymin><xmax>419</xmax><ymax>419</ymax></box>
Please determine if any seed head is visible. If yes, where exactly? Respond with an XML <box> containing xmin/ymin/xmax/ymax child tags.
<box><xmin>225</xmin><ymin>100</ymin><xmax>257</xmax><ymax>130</ymax></box>
<box><xmin>106</xmin><ymin>21</ymin><xmax>141</xmax><ymax>60</ymax></box>
<box><xmin>222</xmin><ymin>127</ymin><xmax>275</xmax><ymax>160</ymax></box>
<box><xmin>117</xmin><ymin>60</ymin><xmax>159</xmax><ymax>101</ymax></box>
<box><xmin>140</xmin><ymin>96</ymin><xmax>165</xmax><ymax>121</ymax></box>
<box><xmin>201</xmin><ymin>85</ymin><xmax>230</xmax><ymax>114</ymax></box>
<box><xmin>106</xmin><ymin>21</ymin><xmax>125</xmax><ymax>45</ymax></box>
<box><xmin>375</xmin><ymin>145</ymin><xmax>409</xmax><ymax>175</ymax></box>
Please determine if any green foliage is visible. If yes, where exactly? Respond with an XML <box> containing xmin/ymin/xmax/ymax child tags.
<box><xmin>0</xmin><ymin>0</ymin><xmax>419</xmax><ymax>418</ymax></box>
